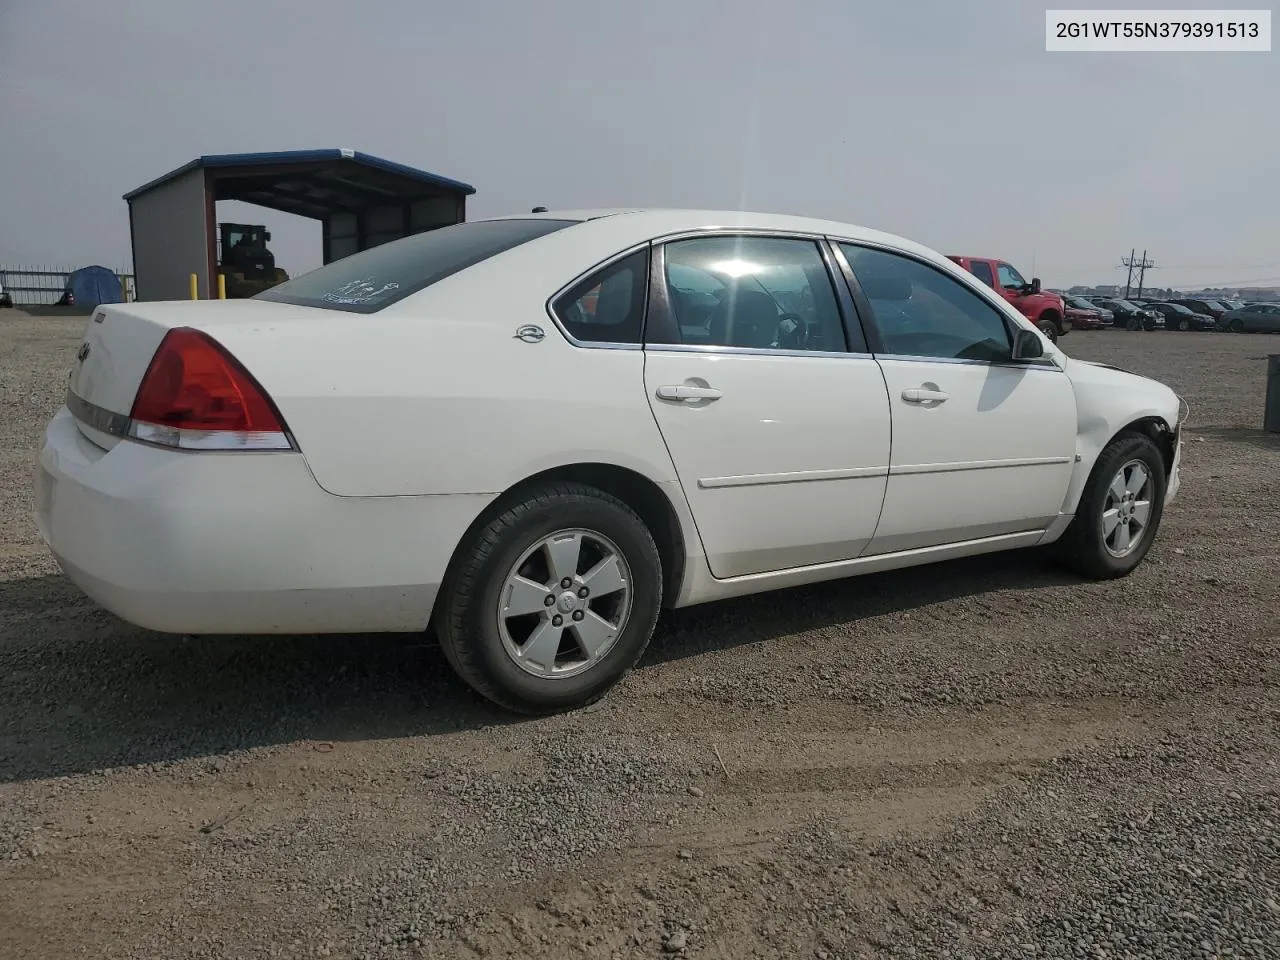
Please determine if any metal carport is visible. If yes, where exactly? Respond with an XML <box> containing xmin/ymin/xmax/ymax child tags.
<box><xmin>123</xmin><ymin>149</ymin><xmax>476</xmax><ymax>301</ymax></box>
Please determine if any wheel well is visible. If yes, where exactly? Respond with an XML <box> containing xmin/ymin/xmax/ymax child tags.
<box><xmin>1037</xmin><ymin>309</ymin><xmax>1061</xmax><ymax>330</ymax></box>
<box><xmin>446</xmin><ymin>463</ymin><xmax>687</xmax><ymax>610</ymax></box>
<box><xmin>1118</xmin><ymin>417</ymin><xmax>1176</xmax><ymax>477</ymax></box>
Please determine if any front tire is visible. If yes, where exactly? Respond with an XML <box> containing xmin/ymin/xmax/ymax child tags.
<box><xmin>1037</xmin><ymin>314</ymin><xmax>1060</xmax><ymax>342</ymax></box>
<box><xmin>435</xmin><ymin>483</ymin><xmax>662</xmax><ymax>714</ymax></box>
<box><xmin>1050</xmin><ymin>432</ymin><xmax>1167</xmax><ymax>580</ymax></box>
<box><xmin>1228</xmin><ymin>318</ymin><xmax>1244</xmax><ymax>333</ymax></box>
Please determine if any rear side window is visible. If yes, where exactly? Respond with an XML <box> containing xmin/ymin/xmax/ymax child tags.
<box><xmin>551</xmin><ymin>249</ymin><xmax>650</xmax><ymax>344</ymax></box>
<box><xmin>967</xmin><ymin>260</ymin><xmax>995</xmax><ymax>287</ymax></box>
<box><xmin>257</xmin><ymin>218</ymin><xmax>577</xmax><ymax>314</ymax></box>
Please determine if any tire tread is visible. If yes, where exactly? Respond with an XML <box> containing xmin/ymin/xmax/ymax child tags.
<box><xmin>1051</xmin><ymin>431</ymin><xmax>1166</xmax><ymax>580</ymax></box>
<box><xmin>435</xmin><ymin>482</ymin><xmax>660</xmax><ymax>714</ymax></box>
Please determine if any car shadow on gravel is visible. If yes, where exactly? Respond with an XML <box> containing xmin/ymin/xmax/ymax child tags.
<box><xmin>1190</xmin><ymin>425</ymin><xmax>1280</xmax><ymax>451</ymax></box>
<box><xmin>0</xmin><ymin>574</ymin><xmax>515</xmax><ymax>784</ymax></box>
<box><xmin>0</xmin><ymin>549</ymin><xmax>1079</xmax><ymax>784</ymax></box>
<box><xmin>642</xmin><ymin>548</ymin><xmax>1081</xmax><ymax>664</ymax></box>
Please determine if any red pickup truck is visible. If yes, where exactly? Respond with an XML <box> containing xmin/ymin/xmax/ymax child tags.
<box><xmin>947</xmin><ymin>255</ymin><xmax>1069</xmax><ymax>341</ymax></box>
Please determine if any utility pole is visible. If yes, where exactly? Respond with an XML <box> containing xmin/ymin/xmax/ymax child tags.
<box><xmin>1122</xmin><ymin>248</ymin><xmax>1156</xmax><ymax>298</ymax></box>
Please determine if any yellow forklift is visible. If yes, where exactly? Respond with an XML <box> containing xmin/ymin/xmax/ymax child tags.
<box><xmin>217</xmin><ymin>223</ymin><xmax>289</xmax><ymax>298</ymax></box>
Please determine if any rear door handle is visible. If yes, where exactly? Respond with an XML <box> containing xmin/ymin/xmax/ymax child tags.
<box><xmin>656</xmin><ymin>384</ymin><xmax>722</xmax><ymax>401</ymax></box>
<box><xmin>902</xmin><ymin>387</ymin><xmax>950</xmax><ymax>404</ymax></box>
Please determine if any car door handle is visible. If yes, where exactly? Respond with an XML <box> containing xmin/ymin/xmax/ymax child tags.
<box><xmin>901</xmin><ymin>387</ymin><xmax>950</xmax><ymax>404</ymax></box>
<box><xmin>656</xmin><ymin>384</ymin><xmax>722</xmax><ymax>402</ymax></box>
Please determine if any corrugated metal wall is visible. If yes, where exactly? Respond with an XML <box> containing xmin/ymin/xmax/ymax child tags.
<box><xmin>128</xmin><ymin>169</ymin><xmax>211</xmax><ymax>301</ymax></box>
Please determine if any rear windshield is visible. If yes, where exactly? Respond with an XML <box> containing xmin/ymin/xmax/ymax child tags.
<box><xmin>256</xmin><ymin>218</ymin><xmax>578</xmax><ymax>314</ymax></box>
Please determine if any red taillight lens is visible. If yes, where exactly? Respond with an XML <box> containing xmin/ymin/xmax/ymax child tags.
<box><xmin>128</xmin><ymin>327</ymin><xmax>292</xmax><ymax>451</ymax></box>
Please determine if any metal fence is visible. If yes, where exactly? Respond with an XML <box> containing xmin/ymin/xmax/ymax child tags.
<box><xmin>0</xmin><ymin>265</ymin><xmax>135</xmax><ymax>306</ymax></box>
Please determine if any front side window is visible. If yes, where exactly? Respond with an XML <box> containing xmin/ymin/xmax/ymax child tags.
<box><xmin>551</xmin><ymin>249</ymin><xmax>649</xmax><ymax>344</ymax></box>
<box><xmin>659</xmin><ymin>236</ymin><xmax>848</xmax><ymax>352</ymax></box>
<box><xmin>257</xmin><ymin>218</ymin><xmax>577</xmax><ymax>314</ymax></box>
<box><xmin>840</xmin><ymin>244</ymin><xmax>1013</xmax><ymax>363</ymax></box>
<box><xmin>996</xmin><ymin>262</ymin><xmax>1026</xmax><ymax>289</ymax></box>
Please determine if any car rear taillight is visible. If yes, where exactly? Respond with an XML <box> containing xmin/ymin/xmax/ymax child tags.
<box><xmin>128</xmin><ymin>327</ymin><xmax>293</xmax><ymax>451</ymax></box>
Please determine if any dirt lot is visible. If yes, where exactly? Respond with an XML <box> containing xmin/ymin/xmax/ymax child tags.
<box><xmin>1</xmin><ymin>315</ymin><xmax>1277</xmax><ymax>960</ymax></box>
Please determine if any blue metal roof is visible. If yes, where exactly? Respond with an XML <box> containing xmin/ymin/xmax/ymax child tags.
<box><xmin>123</xmin><ymin>148</ymin><xmax>476</xmax><ymax>201</ymax></box>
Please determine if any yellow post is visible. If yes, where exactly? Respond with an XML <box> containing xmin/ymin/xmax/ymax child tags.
<box><xmin>217</xmin><ymin>273</ymin><xmax>226</xmax><ymax>300</ymax></box>
<box><xmin>189</xmin><ymin>273</ymin><xmax>198</xmax><ymax>300</ymax></box>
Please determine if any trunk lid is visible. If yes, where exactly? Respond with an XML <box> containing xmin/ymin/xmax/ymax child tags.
<box><xmin>66</xmin><ymin>299</ymin><xmax>332</xmax><ymax>448</ymax></box>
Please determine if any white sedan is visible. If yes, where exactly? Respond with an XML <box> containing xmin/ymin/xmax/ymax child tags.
<box><xmin>36</xmin><ymin>209</ymin><xmax>1183</xmax><ymax>713</ymax></box>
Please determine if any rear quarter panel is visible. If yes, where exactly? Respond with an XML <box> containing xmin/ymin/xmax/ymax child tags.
<box><xmin>206</xmin><ymin>226</ymin><xmax>681</xmax><ymax>498</ymax></box>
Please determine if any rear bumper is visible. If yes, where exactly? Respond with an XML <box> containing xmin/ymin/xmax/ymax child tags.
<box><xmin>35</xmin><ymin>408</ymin><xmax>490</xmax><ymax>634</ymax></box>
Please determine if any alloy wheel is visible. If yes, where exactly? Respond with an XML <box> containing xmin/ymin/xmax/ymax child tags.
<box><xmin>1101</xmin><ymin>460</ymin><xmax>1154</xmax><ymax>558</ymax></box>
<box><xmin>496</xmin><ymin>528</ymin><xmax>634</xmax><ymax>679</ymax></box>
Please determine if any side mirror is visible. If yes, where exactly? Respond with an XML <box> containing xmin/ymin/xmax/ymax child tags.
<box><xmin>264</xmin><ymin>231</ymin><xmax>272</xmax><ymax>241</ymax></box>
<box><xmin>1012</xmin><ymin>328</ymin><xmax>1044</xmax><ymax>361</ymax></box>
<box><xmin>1029</xmin><ymin>277</ymin><xmax>1042</xmax><ymax>294</ymax></box>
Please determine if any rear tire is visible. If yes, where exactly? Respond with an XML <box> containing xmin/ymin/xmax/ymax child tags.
<box><xmin>1177</xmin><ymin>318</ymin><xmax>1191</xmax><ymax>331</ymax></box>
<box><xmin>1050</xmin><ymin>432</ymin><xmax>1167</xmax><ymax>580</ymax></box>
<box><xmin>434</xmin><ymin>483</ymin><xmax>662</xmax><ymax>714</ymax></box>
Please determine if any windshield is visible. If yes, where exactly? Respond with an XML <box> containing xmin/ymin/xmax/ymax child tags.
<box><xmin>1066</xmin><ymin>296</ymin><xmax>1096</xmax><ymax>309</ymax></box>
<box><xmin>1204</xmin><ymin>300</ymin><xmax>1229</xmax><ymax>311</ymax></box>
<box><xmin>257</xmin><ymin>218</ymin><xmax>578</xmax><ymax>314</ymax></box>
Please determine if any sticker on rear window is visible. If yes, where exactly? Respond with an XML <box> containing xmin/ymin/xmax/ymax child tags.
<box><xmin>322</xmin><ymin>278</ymin><xmax>401</xmax><ymax>305</ymax></box>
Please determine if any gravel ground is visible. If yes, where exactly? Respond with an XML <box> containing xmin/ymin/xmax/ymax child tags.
<box><xmin>0</xmin><ymin>315</ymin><xmax>1277</xmax><ymax>959</ymax></box>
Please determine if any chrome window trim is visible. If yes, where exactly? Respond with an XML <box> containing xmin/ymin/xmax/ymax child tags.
<box><xmin>826</xmin><ymin>237</ymin><xmax>1063</xmax><ymax>371</ymax></box>
<box><xmin>543</xmin><ymin>241</ymin><xmax>651</xmax><ymax>351</ymax></box>
<box><xmin>827</xmin><ymin>234</ymin><xmax>1030</xmax><ymax>323</ymax></box>
<box><xmin>874</xmin><ymin>352</ymin><xmax>1062</xmax><ymax>371</ymax></box>
<box><xmin>542</xmin><ymin>226</ymin><xmax>1061</xmax><ymax>362</ymax></box>
<box><xmin>647</xmin><ymin>343</ymin><xmax>876</xmax><ymax>361</ymax></box>
<box><xmin>645</xmin><ymin>231</ymin><xmax>859</xmax><ymax>356</ymax></box>
<box><xmin>544</xmin><ymin>227</ymin><xmax>863</xmax><ymax>352</ymax></box>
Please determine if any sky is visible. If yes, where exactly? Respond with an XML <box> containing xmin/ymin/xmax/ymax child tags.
<box><xmin>1</xmin><ymin>0</ymin><xmax>1277</xmax><ymax>291</ymax></box>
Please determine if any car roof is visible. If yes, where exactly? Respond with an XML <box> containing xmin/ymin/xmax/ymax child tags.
<box><xmin>474</xmin><ymin>207</ymin><xmax>940</xmax><ymax>258</ymax></box>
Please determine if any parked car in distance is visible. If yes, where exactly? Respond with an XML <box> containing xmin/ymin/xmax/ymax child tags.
<box><xmin>1063</xmin><ymin>295</ymin><xmax>1112</xmax><ymax>329</ymax></box>
<box><xmin>1090</xmin><ymin>298</ymin><xmax>1163</xmax><ymax>331</ymax></box>
<box><xmin>1146</xmin><ymin>301</ymin><xmax>1216</xmax><ymax>331</ymax></box>
<box><xmin>1218</xmin><ymin>301</ymin><xmax>1280</xmax><ymax>333</ymax></box>
<box><xmin>1170</xmin><ymin>298</ymin><xmax>1230</xmax><ymax>321</ymax></box>
<box><xmin>35</xmin><ymin>208</ymin><xmax>1185</xmax><ymax>713</ymax></box>
<box><xmin>947</xmin><ymin>255</ymin><xmax>1069</xmax><ymax>341</ymax></box>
